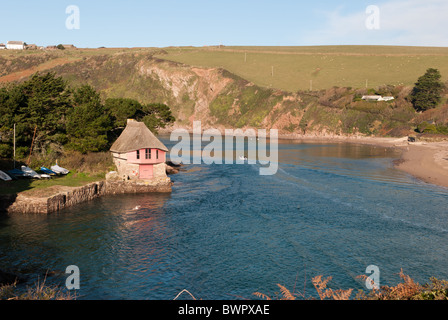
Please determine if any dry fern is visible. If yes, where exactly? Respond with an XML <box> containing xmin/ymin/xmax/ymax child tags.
<box><xmin>277</xmin><ymin>284</ymin><xmax>296</xmax><ymax>300</ymax></box>
<box><xmin>311</xmin><ymin>275</ymin><xmax>352</xmax><ymax>300</ymax></box>
<box><xmin>254</xmin><ymin>284</ymin><xmax>296</xmax><ymax>300</ymax></box>
<box><xmin>253</xmin><ymin>291</ymin><xmax>272</xmax><ymax>300</ymax></box>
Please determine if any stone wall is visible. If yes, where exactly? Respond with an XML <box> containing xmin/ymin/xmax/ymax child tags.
<box><xmin>0</xmin><ymin>177</ymin><xmax>172</xmax><ymax>215</ymax></box>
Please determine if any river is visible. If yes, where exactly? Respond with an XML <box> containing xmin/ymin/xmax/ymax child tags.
<box><xmin>1</xmin><ymin>138</ymin><xmax>448</xmax><ymax>300</ymax></box>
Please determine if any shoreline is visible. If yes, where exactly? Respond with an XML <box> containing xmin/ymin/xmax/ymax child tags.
<box><xmin>277</xmin><ymin>133</ymin><xmax>448</xmax><ymax>189</ymax></box>
<box><xmin>0</xmin><ymin>178</ymin><xmax>173</xmax><ymax>215</ymax></box>
<box><xmin>162</xmin><ymin>128</ymin><xmax>448</xmax><ymax>189</ymax></box>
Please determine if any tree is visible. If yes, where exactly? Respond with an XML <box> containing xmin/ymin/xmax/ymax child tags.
<box><xmin>105</xmin><ymin>98</ymin><xmax>175</xmax><ymax>134</ymax></box>
<box><xmin>104</xmin><ymin>98</ymin><xmax>144</xmax><ymax>128</ymax></box>
<box><xmin>0</xmin><ymin>72</ymin><xmax>71</xmax><ymax>157</ymax></box>
<box><xmin>410</xmin><ymin>68</ymin><xmax>445</xmax><ymax>112</ymax></box>
<box><xmin>141</xmin><ymin>103</ymin><xmax>176</xmax><ymax>133</ymax></box>
<box><xmin>66</xmin><ymin>85</ymin><xmax>112</xmax><ymax>153</ymax></box>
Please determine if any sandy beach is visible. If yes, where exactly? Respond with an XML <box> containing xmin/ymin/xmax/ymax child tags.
<box><xmin>392</xmin><ymin>141</ymin><xmax>448</xmax><ymax>189</ymax></box>
<box><xmin>279</xmin><ymin>134</ymin><xmax>448</xmax><ymax>189</ymax></box>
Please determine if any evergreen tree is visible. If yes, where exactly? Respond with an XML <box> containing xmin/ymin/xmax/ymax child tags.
<box><xmin>66</xmin><ymin>85</ymin><xmax>112</xmax><ymax>153</ymax></box>
<box><xmin>410</xmin><ymin>68</ymin><xmax>445</xmax><ymax>112</ymax></box>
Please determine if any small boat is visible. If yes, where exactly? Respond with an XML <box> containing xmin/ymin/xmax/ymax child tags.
<box><xmin>239</xmin><ymin>156</ymin><xmax>248</xmax><ymax>161</ymax></box>
<box><xmin>0</xmin><ymin>170</ymin><xmax>12</xmax><ymax>181</ymax></box>
<box><xmin>51</xmin><ymin>164</ymin><xmax>69</xmax><ymax>175</ymax></box>
<box><xmin>40</xmin><ymin>167</ymin><xmax>58</xmax><ymax>175</ymax></box>
<box><xmin>7</xmin><ymin>169</ymin><xmax>25</xmax><ymax>178</ymax></box>
<box><xmin>21</xmin><ymin>165</ymin><xmax>41</xmax><ymax>179</ymax></box>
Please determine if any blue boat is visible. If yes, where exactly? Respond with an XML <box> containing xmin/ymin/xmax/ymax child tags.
<box><xmin>7</xmin><ymin>168</ymin><xmax>25</xmax><ymax>178</ymax></box>
<box><xmin>40</xmin><ymin>167</ymin><xmax>58</xmax><ymax>175</ymax></box>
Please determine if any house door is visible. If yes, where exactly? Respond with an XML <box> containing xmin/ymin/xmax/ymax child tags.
<box><xmin>139</xmin><ymin>165</ymin><xmax>153</xmax><ymax>179</ymax></box>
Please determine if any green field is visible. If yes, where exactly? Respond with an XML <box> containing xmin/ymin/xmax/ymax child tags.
<box><xmin>157</xmin><ymin>45</ymin><xmax>448</xmax><ymax>92</ymax></box>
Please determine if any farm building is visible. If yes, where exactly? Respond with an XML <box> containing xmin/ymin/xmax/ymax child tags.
<box><xmin>110</xmin><ymin>120</ymin><xmax>169</xmax><ymax>180</ymax></box>
<box><xmin>362</xmin><ymin>95</ymin><xmax>394</xmax><ymax>102</ymax></box>
<box><xmin>6</xmin><ymin>41</ymin><xmax>25</xmax><ymax>50</ymax></box>
<box><xmin>0</xmin><ymin>43</ymin><xmax>5</xmax><ymax>50</ymax></box>
<box><xmin>26</xmin><ymin>44</ymin><xmax>38</xmax><ymax>50</ymax></box>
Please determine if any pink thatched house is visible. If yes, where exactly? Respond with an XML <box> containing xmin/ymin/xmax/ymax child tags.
<box><xmin>110</xmin><ymin>120</ymin><xmax>169</xmax><ymax>180</ymax></box>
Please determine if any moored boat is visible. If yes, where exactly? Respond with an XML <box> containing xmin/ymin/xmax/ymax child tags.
<box><xmin>51</xmin><ymin>164</ymin><xmax>70</xmax><ymax>175</ymax></box>
<box><xmin>0</xmin><ymin>170</ymin><xmax>12</xmax><ymax>181</ymax></box>
<box><xmin>40</xmin><ymin>167</ymin><xmax>58</xmax><ymax>175</ymax></box>
<box><xmin>21</xmin><ymin>166</ymin><xmax>41</xmax><ymax>179</ymax></box>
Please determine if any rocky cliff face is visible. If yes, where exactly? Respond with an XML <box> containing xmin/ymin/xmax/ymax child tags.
<box><xmin>48</xmin><ymin>52</ymin><xmax>415</xmax><ymax>137</ymax></box>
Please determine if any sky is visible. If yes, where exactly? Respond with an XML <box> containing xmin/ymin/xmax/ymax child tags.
<box><xmin>0</xmin><ymin>0</ymin><xmax>447</xmax><ymax>48</ymax></box>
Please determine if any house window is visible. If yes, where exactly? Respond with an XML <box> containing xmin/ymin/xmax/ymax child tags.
<box><xmin>136</xmin><ymin>150</ymin><xmax>140</xmax><ymax>160</ymax></box>
<box><xmin>145</xmin><ymin>149</ymin><xmax>151</xmax><ymax>159</ymax></box>
<box><xmin>156</xmin><ymin>150</ymin><xmax>159</xmax><ymax>159</ymax></box>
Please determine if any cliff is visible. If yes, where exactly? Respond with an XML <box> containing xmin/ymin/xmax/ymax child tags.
<box><xmin>46</xmin><ymin>52</ymin><xmax>421</xmax><ymax>137</ymax></box>
<box><xmin>3</xmin><ymin>49</ymin><xmax>447</xmax><ymax>137</ymax></box>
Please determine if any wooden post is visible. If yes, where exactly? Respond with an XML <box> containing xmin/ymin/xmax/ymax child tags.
<box><xmin>13</xmin><ymin>123</ymin><xmax>16</xmax><ymax>169</ymax></box>
<box><xmin>27</xmin><ymin>125</ymin><xmax>37</xmax><ymax>166</ymax></box>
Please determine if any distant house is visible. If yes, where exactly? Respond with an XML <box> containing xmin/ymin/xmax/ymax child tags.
<box><xmin>62</xmin><ymin>44</ymin><xmax>76</xmax><ymax>49</ymax></box>
<box><xmin>110</xmin><ymin>120</ymin><xmax>169</xmax><ymax>180</ymax></box>
<box><xmin>0</xmin><ymin>43</ymin><xmax>5</xmax><ymax>50</ymax></box>
<box><xmin>26</xmin><ymin>44</ymin><xmax>37</xmax><ymax>50</ymax></box>
<box><xmin>6</xmin><ymin>41</ymin><xmax>25</xmax><ymax>50</ymax></box>
<box><xmin>362</xmin><ymin>95</ymin><xmax>394</xmax><ymax>102</ymax></box>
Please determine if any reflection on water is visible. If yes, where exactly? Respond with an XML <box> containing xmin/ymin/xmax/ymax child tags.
<box><xmin>1</xmin><ymin>141</ymin><xmax>448</xmax><ymax>300</ymax></box>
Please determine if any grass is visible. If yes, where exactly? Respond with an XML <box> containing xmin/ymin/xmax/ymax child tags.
<box><xmin>0</xmin><ymin>151</ymin><xmax>113</xmax><ymax>195</ymax></box>
<box><xmin>2</xmin><ymin>46</ymin><xmax>448</xmax><ymax>138</ymax></box>
<box><xmin>0</xmin><ymin>276</ymin><xmax>75</xmax><ymax>300</ymax></box>
<box><xmin>0</xmin><ymin>171</ymin><xmax>105</xmax><ymax>195</ymax></box>
<box><xmin>158</xmin><ymin>45</ymin><xmax>448</xmax><ymax>91</ymax></box>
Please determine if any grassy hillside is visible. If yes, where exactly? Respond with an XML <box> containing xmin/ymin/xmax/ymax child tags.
<box><xmin>1</xmin><ymin>46</ymin><xmax>448</xmax><ymax>138</ymax></box>
<box><xmin>157</xmin><ymin>46</ymin><xmax>448</xmax><ymax>92</ymax></box>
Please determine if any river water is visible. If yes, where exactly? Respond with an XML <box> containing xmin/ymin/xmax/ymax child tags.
<box><xmin>1</xmin><ymin>138</ymin><xmax>448</xmax><ymax>300</ymax></box>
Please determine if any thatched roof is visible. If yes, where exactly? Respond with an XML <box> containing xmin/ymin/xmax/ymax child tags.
<box><xmin>7</xmin><ymin>41</ymin><xmax>24</xmax><ymax>45</ymax></box>
<box><xmin>110</xmin><ymin>121</ymin><xmax>168</xmax><ymax>153</ymax></box>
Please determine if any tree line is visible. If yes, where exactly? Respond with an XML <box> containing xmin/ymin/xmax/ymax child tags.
<box><xmin>0</xmin><ymin>72</ymin><xmax>175</xmax><ymax>159</ymax></box>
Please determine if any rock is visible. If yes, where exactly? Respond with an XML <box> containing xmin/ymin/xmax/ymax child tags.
<box><xmin>166</xmin><ymin>165</ymin><xmax>179</xmax><ymax>175</ymax></box>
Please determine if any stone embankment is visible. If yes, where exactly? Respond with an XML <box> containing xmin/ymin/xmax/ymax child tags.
<box><xmin>0</xmin><ymin>177</ymin><xmax>173</xmax><ymax>215</ymax></box>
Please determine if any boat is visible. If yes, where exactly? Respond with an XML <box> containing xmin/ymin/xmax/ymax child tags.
<box><xmin>21</xmin><ymin>165</ymin><xmax>42</xmax><ymax>179</ymax></box>
<box><xmin>40</xmin><ymin>167</ymin><xmax>58</xmax><ymax>175</ymax></box>
<box><xmin>239</xmin><ymin>156</ymin><xmax>248</xmax><ymax>161</ymax></box>
<box><xmin>7</xmin><ymin>168</ymin><xmax>25</xmax><ymax>178</ymax></box>
<box><xmin>0</xmin><ymin>170</ymin><xmax>12</xmax><ymax>181</ymax></box>
<box><xmin>50</xmin><ymin>164</ymin><xmax>69</xmax><ymax>175</ymax></box>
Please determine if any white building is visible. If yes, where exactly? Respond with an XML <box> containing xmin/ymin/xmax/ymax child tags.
<box><xmin>0</xmin><ymin>43</ymin><xmax>5</xmax><ymax>50</ymax></box>
<box><xmin>362</xmin><ymin>95</ymin><xmax>394</xmax><ymax>102</ymax></box>
<box><xmin>6</xmin><ymin>41</ymin><xmax>25</xmax><ymax>50</ymax></box>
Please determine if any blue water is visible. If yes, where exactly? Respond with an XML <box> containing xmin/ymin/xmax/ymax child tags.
<box><xmin>1</xmin><ymin>140</ymin><xmax>448</xmax><ymax>300</ymax></box>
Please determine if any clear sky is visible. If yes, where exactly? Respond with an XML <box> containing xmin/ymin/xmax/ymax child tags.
<box><xmin>0</xmin><ymin>0</ymin><xmax>447</xmax><ymax>48</ymax></box>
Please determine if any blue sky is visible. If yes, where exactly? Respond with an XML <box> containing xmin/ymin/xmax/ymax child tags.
<box><xmin>1</xmin><ymin>0</ymin><xmax>447</xmax><ymax>48</ymax></box>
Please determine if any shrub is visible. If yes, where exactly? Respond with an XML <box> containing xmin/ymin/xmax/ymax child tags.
<box><xmin>0</xmin><ymin>144</ymin><xmax>12</xmax><ymax>158</ymax></box>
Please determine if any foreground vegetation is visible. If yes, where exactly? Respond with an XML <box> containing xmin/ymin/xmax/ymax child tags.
<box><xmin>2</xmin><ymin>269</ymin><xmax>447</xmax><ymax>300</ymax></box>
<box><xmin>253</xmin><ymin>270</ymin><xmax>448</xmax><ymax>300</ymax></box>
